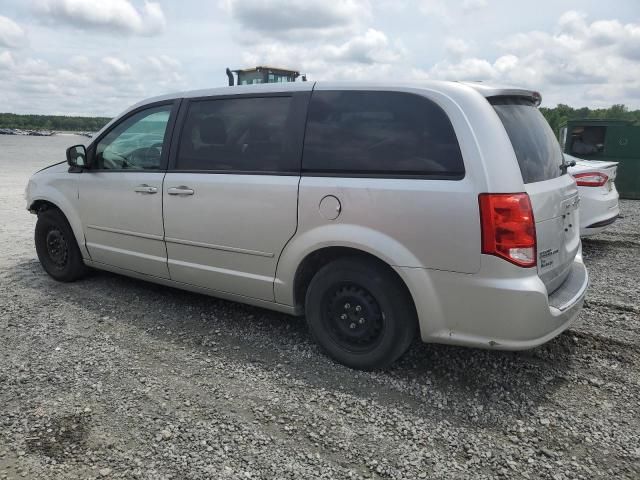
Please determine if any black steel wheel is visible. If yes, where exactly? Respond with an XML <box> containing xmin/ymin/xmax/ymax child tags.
<box><xmin>322</xmin><ymin>283</ymin><xmax>385</xmax><ymax>353</ymax></box>
<box><xmin>45</xmin><ymin>228</ymin><xmax>69</xmax><ymax>268</ymax></box>
<box><xmin>35</xmin><ymin>208</ymin><xmax>87</xmax><ymax>282</ymax></box>
<box><xmin>305</xmin><ymin>257</ymin><xmax>417</xmax><ymax>370</ymax></box>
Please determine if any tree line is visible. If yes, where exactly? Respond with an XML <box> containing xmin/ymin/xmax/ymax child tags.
<box><xmin>540</xmin><ymin>104</ymin><xmax>640</xmax><ymax>136</ymax></box>
<box><xmin>0</xmin><ymin>113</ymin><xmax>111</xmax><ymax>132</ymax></box>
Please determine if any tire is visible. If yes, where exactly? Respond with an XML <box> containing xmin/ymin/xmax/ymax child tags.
<box><xmin>305</xmin><ymin>257</ymin><xmax>417</xmax><ymax>370</ymax></box>
<box><xmin>35</xmin><ymin>208</ymin><xmax>87</xmax><ymax>282</ymax></box>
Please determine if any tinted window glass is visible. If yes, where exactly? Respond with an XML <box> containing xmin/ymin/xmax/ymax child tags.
<box><xmin>491</xmin><ymin>97</ymin><xmax>564</xmax><ymax>184</ymax></box>
<box><xmin>302</xmin><ymin>91</ymin><xmax>464</xmax><ymax>177</ymax></box>
<box><xmin>177</xmin><ymin>96</ymin><xmax>296</xmax><ymax>172</ymax></box>
<box><xmin>96</xmin><ymin>106</ymin><xmax>171</xmax><ymax>170</ymax></box>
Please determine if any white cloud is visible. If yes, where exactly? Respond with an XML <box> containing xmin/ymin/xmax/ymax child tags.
<box><xmin>228</xmin><ymin>5</ymin><xmax>640</xmax><ymax>107</ymax></box>
<box><xmin>145</xmin><ymin>55</ymin><xmax>184</xmax><ymax>86</ymax></box>
<box><xmin>419</xmin><ymin>0</ymin><xmax>487</xmax><ymax>22</ymax></box>
<box><xmin>444</xmin><ymin>37</ymin><xmax>469</xmax><ymax>59</ymax></box>
<box><xmin>102</xmin><ymin>56</ymin><xmax>132</xmax><ymax>76</ymax></box>
<box><xmin>557</xmin><ymin>10</ymin><xmax>587</xmax><ymax>35</ymax></box>
<box><xmin>429</xmin><ymin>57</ymin><xmax>495</xmax><ymax>81</ymax></box>
<box><xmin>69</xmin><ymin>55</ymin><xmax>90</xmax><ymax>69</ymax></box>
<box><xmin>419</xmin><ymin>0</ymin><xmax>450</xmax><ymax>20</ymax></box>
<box><xmin>239</xmin><ymin>28</ymin><xmax>404</xmax><ymax>80</ymax></box>
<box><xmin>0</xmin><ymin>51</ymin><xmax>185</xmax><ymax>115</ymax></box>
<box><xmin>462</xmin><ymin>0</ymin><xmax>487</xmax><ymax>10</ymax></box>
<box><xmin>0</xmin><ymin>15</ymin><xmax>26</xmax><ymax>48</ymax></box>
<box><xmin>146</xmin><ymin>54</ymin><xmax>181</xmax><ymax>72</ymax></box>
<box><xmin>223</xmin><ymin>0</ymin><xmax>370</xmax><ymax>40</ymax></box>
<box><xmin>0</xmin><ymin>51</ymin><xmax>15</xmax><ymax>70</ymax></box>
<box><xmin>421</xmin><ymin>10</ymin><xmax>640</xmax><ymax>107</ymax></box>
<box><xmin>324</xmin><ymin>29</ymin><xmax>402</xmax><ymax>64</ymax></box>
<box><xmin>2</xmin><ymin>2</ymin><xmax>640</xmax><ymax>114</ymax></box>
<box><xmin>33</xmin><ymin>0</ymin><xmax>166</xmax><ymax>36</ymax></box>
<box><xmin>226</xmin><ymin>0</ymin><xmax>402</xmax><ymax>81</ymax></box>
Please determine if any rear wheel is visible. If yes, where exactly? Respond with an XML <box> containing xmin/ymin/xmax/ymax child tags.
<box><xmin>305</xmin><ymin>257</ymin><xmax>417</xmax><ymax>370</ymax></box>
<box><xmin>35</xmin><ymin>208</ymin><xmax>87</xmax><ymax>282</ymax></box>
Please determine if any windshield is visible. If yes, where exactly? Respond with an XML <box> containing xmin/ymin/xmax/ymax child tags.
<box><xmin>491</xmin><ymin>97</ymin><xmax>564</xmax><ymax>184</ymax></box>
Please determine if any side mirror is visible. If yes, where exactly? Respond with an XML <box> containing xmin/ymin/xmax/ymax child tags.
<box><xmin>66</xmin><ymin>144</ymin><xmax>87</xmax><ymax>169</ymax></box>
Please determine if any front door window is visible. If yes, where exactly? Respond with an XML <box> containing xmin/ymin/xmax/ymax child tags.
<box><xmin>95</xmin><ymin>106</ymin><xmax>171</xmax><ymax>170</ymax></box>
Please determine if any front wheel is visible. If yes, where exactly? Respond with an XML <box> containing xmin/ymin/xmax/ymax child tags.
<box><xmin>35</xmin><ymin>208</ymin><xmax>87</xmax><ymax>282</ymax></box>
<box><xmin>305</xmin><ymin>257</ymin><xmax>417</xmax><ymax>370</ymax></box>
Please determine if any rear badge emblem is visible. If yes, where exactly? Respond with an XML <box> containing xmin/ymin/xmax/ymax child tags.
<box><xmin>539</xmin><ymin>248</ymin><xmax>558</xmax><ymax>269</ymax></box>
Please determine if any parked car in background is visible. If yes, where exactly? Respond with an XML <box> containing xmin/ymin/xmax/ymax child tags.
<box><xmin>567</xmin><ymin>154</ymin><xmax>620</xmax><ymax>237</ymax></box>
<box><xmin>26</xmin><ymin>81</ymin><xmax>589</xmax><ymax>370</ymax></box>
<box><xmin>559</xmin><ymin>119</ymin><xmax>640</xmax><ymax>199</ymax></box>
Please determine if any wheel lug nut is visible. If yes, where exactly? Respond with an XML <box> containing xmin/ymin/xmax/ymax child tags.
<box><xmin>355</xmin><ymin>305</ymin><xmax>362</xmax><ymax>312</ymax></box>
<box><xmin>340</xmin><ymin>314</ymin><xmax>347</xmax><ymax>320</ymax></box>
<box><xmin>349</xmin><ymin>322</ymin><xmax>356</xmax><ymax>329</ymax></box>
<box><xmin>359</xmin><ymin>318</ymin><xmax>365</xmax><ymax>324</ymax></box>
<box><xmin>344</xmin><ymin>303</ymin><xmax>351</xmax><ymax>309</ymax></box>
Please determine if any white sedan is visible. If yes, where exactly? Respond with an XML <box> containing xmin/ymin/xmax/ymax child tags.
<box><xmin>567</xmin><ymin>154</ymin><xmax>620</xmax><ymax>237</ymax></box>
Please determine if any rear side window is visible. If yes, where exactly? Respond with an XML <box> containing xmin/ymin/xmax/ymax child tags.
<box><xmin>302</xmin><ymin>90</ymin><xmax>465</xmax><ymax>178</ymax></box>
<box><xmin>176</xmin><ymin>96</ymin><xmax>296</xmax><ymax>173</ymax></box>
<box><xmin>491</xmin><ymin>97</ymin><xmax>564</xmax><ymax>184</ymax></box>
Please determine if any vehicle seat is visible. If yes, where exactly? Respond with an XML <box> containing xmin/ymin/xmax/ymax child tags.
<box><xmin>179</xmin><ymin>117</ymin><xmax>232</xmax><ymax>169</ymax></box>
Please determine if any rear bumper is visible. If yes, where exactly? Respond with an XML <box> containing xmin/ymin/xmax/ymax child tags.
<box><xmin>585</xmin><ymin>214</ymin><xmax>618</xmax><ymax>229</ymax></box>
<box><xmin>397</xmin><ymin>253</ymin><xmax>589</xmax><ymax>350</ymax></box>
<box><xmin>547</xmin><ymin>260</ymin><xmax>589</xmax><ymax>312</ymax></box>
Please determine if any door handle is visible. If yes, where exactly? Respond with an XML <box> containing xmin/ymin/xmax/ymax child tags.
<box><xmin>167</xmin><ymin>186</ymin><xmax>195</xmax><ymax>196</ymax></box>
<box><xmin>134</xmin><ymin>184</ymin><xmax>158</xmax><ymax>194</ymax></box>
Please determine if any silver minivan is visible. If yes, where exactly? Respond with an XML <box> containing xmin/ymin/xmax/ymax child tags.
<box><xmin>26</xmin><ymin>81</ymin><xmax>589</xmax><ymax>369</ymax></box>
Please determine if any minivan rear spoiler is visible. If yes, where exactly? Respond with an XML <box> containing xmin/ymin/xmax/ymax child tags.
<box><xmin>461</xmin><ymin>82</ymin><xmax>542</xmax><ymax>106</ymax></box>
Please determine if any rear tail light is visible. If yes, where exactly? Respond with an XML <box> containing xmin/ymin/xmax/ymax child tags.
<box><xmin>574</xmin><ymin>172</ymin><xmax>608</xmax><ymax>187</ymax></box>
<box><xmin>479</xmin><ymin>193</ymin><xmax>536</xmax><ymax>268</ymax></box>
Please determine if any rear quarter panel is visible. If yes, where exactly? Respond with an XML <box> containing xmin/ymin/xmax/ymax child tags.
<box><xmin>292</xmin><ymin>176</ymin><xmax>481</xmax><ymax>272</ymax></box>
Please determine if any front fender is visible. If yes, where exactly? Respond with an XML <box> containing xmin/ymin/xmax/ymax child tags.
<box><xmin>27</xmin><ymin>171</ymin><xmax>88</xmax><ymax>259</ymax></box>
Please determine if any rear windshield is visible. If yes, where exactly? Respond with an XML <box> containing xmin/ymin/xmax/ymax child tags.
<box><xmin>490</xmin><ymin>97</ymin><xmax>564</xmax><ymax>184</ymax></box>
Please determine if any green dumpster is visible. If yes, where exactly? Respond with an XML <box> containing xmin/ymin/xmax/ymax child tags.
<box><xmin>559</xmin><ymin>119</ymin><xmax>640</xmax><ymax>199</ymax></box>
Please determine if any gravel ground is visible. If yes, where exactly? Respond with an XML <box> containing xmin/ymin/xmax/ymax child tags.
<box><xmin>1</xmin><ymin>136</ymin><xmax>639</xmax><ymax>479</ymax></box>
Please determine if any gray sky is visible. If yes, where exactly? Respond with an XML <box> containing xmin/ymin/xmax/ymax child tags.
<box><xmin>1</xmin><ymin>0</ymin><xmax>639</xmax><ymax>116</ymax></box>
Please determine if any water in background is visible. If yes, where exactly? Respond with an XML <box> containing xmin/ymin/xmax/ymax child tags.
<box><xmin>0</xmin><ymin>134</ymin><xmax>88</xmax><ymax>176</ymax></box>
<box><xmin>0</xmin><ymin>135</ymin><xmax>87</xmax><ymax>237</ymax></box>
